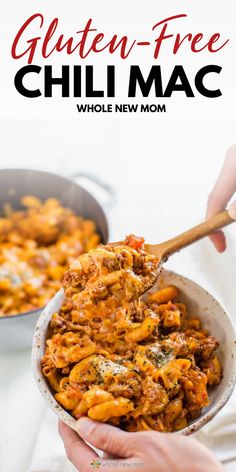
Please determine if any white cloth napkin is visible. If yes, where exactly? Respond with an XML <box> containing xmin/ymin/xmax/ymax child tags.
<box><xmin>0</xmin><ymin>229</ymin><xmax>235</xmax><ymax>472</ymax></box>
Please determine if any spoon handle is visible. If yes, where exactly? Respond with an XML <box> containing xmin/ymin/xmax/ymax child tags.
<box><xmin>154</xmin><ymin>210</ymin><xmax>234</xmax><ymax>259</ymax></box>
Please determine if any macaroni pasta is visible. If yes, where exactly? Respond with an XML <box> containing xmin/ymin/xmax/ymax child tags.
<box><xmin>0</xmin><ymin>196</ymin><xmax>99</xmax><ymax>316</ymax></box>
<box><xmin>42</xmin><ymin>235</ymin><xmax>222</xmax><ymax>432</ymax></box>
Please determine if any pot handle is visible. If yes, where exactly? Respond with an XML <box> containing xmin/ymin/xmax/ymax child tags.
<box><xmin>69</xmin><ymin>171</ymin><xmax>117</xmax><ymax>210</ymax></box>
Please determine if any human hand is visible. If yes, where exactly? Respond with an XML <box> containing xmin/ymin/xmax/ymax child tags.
<box><xmin>59</xmin><ymin>418</ymin><xmax>223</xmax><ymax>472</ymax></box>
<box><xmin>207</xmin><ymin>145</ymin><xmax>236</xmax><ymax>252</ymax></box>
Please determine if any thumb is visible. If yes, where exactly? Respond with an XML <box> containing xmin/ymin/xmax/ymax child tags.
<box><xmin>76</xmin><ymin>417</ymin><xmax>133</xmax><ymax>458</ymax></box>
<box><xmin>228</xmin><ymin>200</ymin><xmax>236</xmax><ymax>219</ymax></box>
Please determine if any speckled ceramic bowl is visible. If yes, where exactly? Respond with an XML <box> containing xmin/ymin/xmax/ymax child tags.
<box><xmin>32</xmin><ymin>269</ymin><xmax>236</xmax><ymax>435</ymax></box>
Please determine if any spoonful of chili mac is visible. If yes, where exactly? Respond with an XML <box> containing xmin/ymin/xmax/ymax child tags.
<box><xmin>63</xmin><ymin>210</ymin><xmax>234</xmax><ymax>312</ymax></box>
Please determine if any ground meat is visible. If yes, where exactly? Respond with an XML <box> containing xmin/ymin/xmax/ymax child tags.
<box><xmin>195</xmin><ymin>336</ymin><xmax>219</xmax><ymax>360</ymax></box>
<box><xmin>109</xmin><ymin>378</ymin><xmax>141</xmax><ymax>399</ymax></box>
<box><xmin>180</xmin><ymin>368</ymin><xmax>209</xmax><ymax>412</ymax></box>
<box><xmin>161</xmin><ymin>332</ymin><xmax>199</xmax><ymax>357</ymax></box>
<box><xmin>140</xmin><ymin>377</ymin><xmax>169</xmax><ymax>415</ymax></box>
<box><xmin>63</xmin><ymin>271</ymin><xmax>82</xmax><ymax>289</ymax></box>
<box><xmin>50</xmin><ymin>315</ymin><xmax>69</xmax><ymax>334</ymax></box>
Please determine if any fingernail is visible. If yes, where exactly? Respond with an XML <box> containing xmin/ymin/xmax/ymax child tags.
<box><xmin>76</xmin><ymin>417</ymin><xmax>93</xmax><ymax>436</ymax></box>
<box><xmin>229</xmin><ymin>202</ymin><xmax>236</xmax><ymax>220</ymax></box>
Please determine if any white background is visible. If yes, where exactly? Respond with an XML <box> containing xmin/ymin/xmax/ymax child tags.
<box><xmin>0</xmin><ymin>1</ymin><xmax>236</xmax><ymax>472</ymax></box>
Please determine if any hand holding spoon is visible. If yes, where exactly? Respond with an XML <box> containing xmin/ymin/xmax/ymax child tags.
<box><xmin>146</xmin><ymin>210</ymin><xmax>234</xmax><ymax>264</ymax></box>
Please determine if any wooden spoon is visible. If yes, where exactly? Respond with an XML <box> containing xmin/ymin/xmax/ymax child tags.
<box><xmin>145</xmin><ymin>210</ymin><xmax>234</xmax><ymax>263</ymax></box>
<box><xmin>112</xmin><ymin>211</ymin><xmax>234</xmax><ymax>299</ymax></box>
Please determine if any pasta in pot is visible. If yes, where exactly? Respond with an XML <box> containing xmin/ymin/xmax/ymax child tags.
<box><xmin>42</xmin><ymin>235</ymin><xmax>222</xmax><ymax>432</ymax></box>
<box><xmin>0</xmin><ymin>196</ymin><xmax>100</xmax><ymax>316</ymax></box>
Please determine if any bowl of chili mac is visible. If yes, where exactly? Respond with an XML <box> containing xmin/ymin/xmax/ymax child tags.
<box><xmin>0</xmin><ymin>169</ymin><xmax>111</xmax><ymax>350</ymax></box>
<box><xmin>32</xmin><ymin>236</ymin><xmax>236</xmax><ymax>435</ymax></box>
